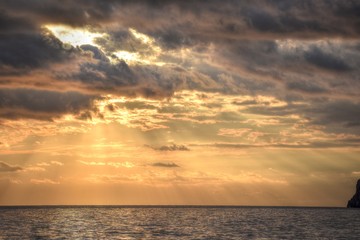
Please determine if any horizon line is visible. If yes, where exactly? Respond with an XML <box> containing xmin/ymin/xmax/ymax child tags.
<box><xmin>0</xmin><ymin>204</ymin><xmax>347</xmax><ymax>209</ymax></box>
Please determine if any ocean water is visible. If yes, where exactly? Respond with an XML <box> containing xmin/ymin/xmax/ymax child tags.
<box><xmin>0</xmin><ymin>206</ymin><xmax>359</xmax><ymax>239</ymax></box>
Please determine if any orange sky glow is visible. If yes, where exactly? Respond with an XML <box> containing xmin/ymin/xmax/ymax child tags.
<box><xmin>1</xmin><ymin>1</ymin><xmax>360</xmax><ymax>206</ymax></box>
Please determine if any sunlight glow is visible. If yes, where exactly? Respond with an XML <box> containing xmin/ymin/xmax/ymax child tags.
<box><xmin>44</xmin><ymin>24</ymin><xmax>165</xmax><ymax>66</ymax></box>
<box><xmin>113</xmin><ymin>51</ymin><xmax>141</xmax><ymax>63</ymax></box>
<box><xmin>129</xmin><ymin>28</ymin><xmax>153</xmax><ymax>44</ymax></box>
<box><xmin>44</xmin><ymin>25</ymin><xmax>105</xmax><ymax>47</ymax></box>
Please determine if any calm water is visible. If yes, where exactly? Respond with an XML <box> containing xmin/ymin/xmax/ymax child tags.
<box><xmin>0</xmin><ymin>206</ymin><xmax>359</xmax><ymax>239</ymax></box>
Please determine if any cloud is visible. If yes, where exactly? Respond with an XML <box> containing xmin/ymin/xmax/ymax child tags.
<box><xmin>37</xmin><ymin>161</ymin><xmax>64</xmax><ymax>167</ymax></box>
<box><xmin>0</xmin><ymin>162</ymin><xmax>22</xmax><ymax>172</ymax></box>
<box><xmin>1</xmin><ymin>1</ymin><xmax>359</xmax><ymax>101</ymax></box>
<box><xmin>0</xmin><ymin>1</ymin><xmax>115</xmax><ymax>27</ymax></box>
<box><xmin>30</xmin><ymin>178</ymin><xmax>60</xmax><ymax>184</ymax></box>
<box><xmin>308</xmin><ymin>100</ymin><xmax>360</xmax><ymax>128</ymax></box>
<box><xmin>0</xmin><ymin>0</ymin><xmax>359</xmax><ymax>146</ymax></box>
<box><xmin>116</xmin><ymin>101</ymin><xmax>157</xmax><ymax>110</ymax></box>
<box><xmin>68</xmin><ymin>59</ymin><xmax>136</xmax><ymax>90</ymax></box>
<box><xmin>147</xmin><ymin>144</ymin><xmax>190</xmax><ymax>151</ymax></box>
<box><xmin>151</xmin><ymin>162</ymin><xmax>180</xmax><ymax>168</ymax></box>
<box><xmin>80</xmin><ymin>44</ymin><xmax>110</xmax><ymax>62</ymax></box>
<box><xmin>0</xmin><ymin>10</ymin><xmax>37</xmax><ymax>33</ymax></box>
<box><xmin>79</xmin><ymin>161</ymin><xmax>135</xmax><ymax>168</ymax></box>
<box><xmin>0</xmin><ymin>88</ymin><xmax>99</xmax><ymax>120</ymax></box>
<box><xmin>140</xmin><ymin>0</ymin><xmax>358</xmax><ymax>40</ymax></box>
<box><xmin>215</xmin><ymin>39</ymin><xmax>359</xmax><ymax>96</ymax></box>
<box><xmin>218</xmin><ymin>128</ymin><xmax>251</xmax><ymax>137</ymax></box>
<box><xmin>304</xmin><ymin>47</ymin><xmax>351</xmax><ymax>72</ymax></box>
<box><xmin>2</xmin><ymin>1</ymin><xmax>359</xmax><ymax>43</ymax></box>
<box><xmin>54</xmin><ymin>0</ymin><xmax>359</xmax><ymax>40</ymax></box>
<box><xmin>286</xmin><ymin>80</ymin><xmax>328</xmax><ymax>94</ymax></box>
<box><xmin>0</xmin><ymin>28</ymin><xmax>76</xmax><ymax>72</ymax></box>
<box><xmin>53</xmin><ymin>42</ymin><xmax>221</xmax><ymax>98</ymax></box>
<box><xmin>244</xmin><ymin>98</ymin><xmax>360</xmax><ymax>134</ymax></box>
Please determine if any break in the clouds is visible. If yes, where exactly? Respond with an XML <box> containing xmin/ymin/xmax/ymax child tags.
<box><xmin>0</xmin><ymin>0</ymin><xmax>360</xmax><ymax>206</ymax></box>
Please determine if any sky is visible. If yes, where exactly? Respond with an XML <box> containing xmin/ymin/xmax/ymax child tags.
<box><xmin>0</xmin><ymin>0</ymin><xmax>359</xmax><ymax>206</ymax></box>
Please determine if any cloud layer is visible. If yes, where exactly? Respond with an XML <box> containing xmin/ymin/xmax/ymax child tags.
<box><xmin>0</xmin><ymin>1</ymin><xmax>359</xmax><ymax>152</ymax></box>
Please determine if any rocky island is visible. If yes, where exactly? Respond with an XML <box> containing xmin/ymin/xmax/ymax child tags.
<box><xmin>347</xmin><ymin>179</ymin><xmax>360</xmax><ymax>208</ymax></box>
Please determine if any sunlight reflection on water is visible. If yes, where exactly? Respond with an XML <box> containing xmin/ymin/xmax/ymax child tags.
<box><xmin>0</xmin><ymin>207</ymin><xmax>359</xmax><ymax>239</ymax></box>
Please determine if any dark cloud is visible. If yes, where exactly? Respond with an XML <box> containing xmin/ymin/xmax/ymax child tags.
<box><xmin>0</xmin><ymin>31</ymin><xmax>75</xmax><ymax>71</ymax></box>
<box><xmin>244</xmin><ymin>98</ymin><xmax>360</xmax><ymax>133</ymax></box>
<box><xmin>54</xmin><ymin>44</ymin><xmax>213</xmax><ymax>98</ymax></box>
<box><xmin>304</xmin><ymin>47</ymin><xmax>351</xmax><ymax>71</ymax></box>
<box><xmin>152</xmin><ymin>0</ymin><xmax>357</xmax><ymax>39</ymax></box>
<box><xmin>215</xmin><ymin>40</ymin><xmax>278</xmax><ymax>67</ymax></box>
<box><xmin>286</xmin><ymin>80</ymin><xmax>328</xmax><ymax>94</ymax></box>
<box><xmin>146</xmin><ymin>144</ymin><xmax>190</xmax><ymax>151</ymax></box>
<box><xmin>244</xmin><ymin>8</ymin><xmax>281</xmax><ymax>33</ymax></box>
<box><xmin>70</xmin><ymin>60</ymin><xmax>136</xmax><ymax>89</ymax></box>
<box><xmin>80</xmin><ymin>45</ymin><xmax>109</xmax><ymax>62</ymax></box>
<box><xmin>239</xmin><ymin>3</ymin><xmax>335</xmax><ymax>36</ymax></box>
<box><xmin>151</xmin><ymin>162</ymin><xmax>180</xmax><ymax>168</ymax></box>
<box><xmin>0</xmin><ymin>10</ymin><xmax>76</xmax><ymax>72</ymax></box>
<box><xmin>0</xmin><ymin>88</ymin><xmax>99</xmax><ymax>120</ymax></box>
<box><xmin>124</xmin><ymin>0</ymin><xmax>360</xmax><ymax>40</ymax></box>
<box><xmin>0</xmin><ymin>162</ymin><xmax>22</xmax><ymax>172</ymax></box>
<box><xmin>0</xmin><ymin>0</ymin><xmax>116</xmax><ymax>27</ymax></box>
<box><xmin>214</xmin><ymin>38</ymin><xmax>360</xmax><ymax>99</ymax></box>
<box><xmin>232</xmin><ymin>100</ymin><xmax>258</xmax><ymax>106</ymax></box>
<box><xmin>1</xmin><ymin>0</ymin><xmax>359</xmax><ymax>39</ymax></box>
<box><xmin>156</xmin><ymin>30</ymin><xmax>193</xmax><ymax>50</ymax></box>
<box><xmin>309</xmin><ymin>101</ymin><xmax>360</xmax><ymax>127</ymax></box>
<box><xmin>61</xmin><ymin>62</ymin><xmax>183</xmax><ymax>98</ymax></box>
<box><xmin>0</xmin><ymin>10</ymin><xmax>37</xmax><ymax>33</ymax></box>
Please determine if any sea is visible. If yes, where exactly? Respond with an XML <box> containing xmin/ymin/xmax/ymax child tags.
<box><xmin>0</xmin><ymin>206</ymin><xmax>359</xmax><ymax>239</ymax></box>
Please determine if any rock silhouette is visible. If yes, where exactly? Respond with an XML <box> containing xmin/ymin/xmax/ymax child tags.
<box><xmin>347</xmin><ymin>179</ymin><xmax>360</xmax><ymax>208</ymax></box>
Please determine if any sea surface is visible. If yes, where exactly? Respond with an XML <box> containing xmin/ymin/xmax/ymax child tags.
<box><xmin>0</xmin><ymin>206</ymin><xmax>359</xmax><ymax>239</ymax></box>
